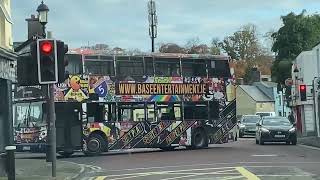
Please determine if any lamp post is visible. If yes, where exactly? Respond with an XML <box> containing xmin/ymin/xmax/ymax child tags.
<box><xmin>37</xmin><ymin>1</ymin><xmax>49</xmax><ymax>38</ymax></box>
<box><xmin>37</xmin><ymin>1</ymin><xmax>57</xmax><ymax>178</ymax></box>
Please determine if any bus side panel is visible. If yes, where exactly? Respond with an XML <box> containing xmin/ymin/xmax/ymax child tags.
<box><xmin>55</xmin><ymin>102</ymin><xmax>82</xmax><ymax>152</ymax></box>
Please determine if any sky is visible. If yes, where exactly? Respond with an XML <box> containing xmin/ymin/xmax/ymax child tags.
<box><xmin>11</xmin><ymin>0</ymin><xmax>320</xmax><ymax>52</ymax></box>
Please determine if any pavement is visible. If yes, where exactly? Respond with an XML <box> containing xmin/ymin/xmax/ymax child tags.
<box><xmin>298</xmin><ymin>136</ymin><xmax>320</xmax><ymax>148</ymax></box>
<box><xmin>0</xmin><ymin>158</ymin><xmax>84</xmax><ymax>180</ymax></box>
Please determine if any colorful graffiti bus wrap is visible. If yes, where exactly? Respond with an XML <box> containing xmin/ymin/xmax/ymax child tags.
<box><xmin>13</xmin><ymin>53</ymin><xmax>236</xmax><ymax>156</ymax></box>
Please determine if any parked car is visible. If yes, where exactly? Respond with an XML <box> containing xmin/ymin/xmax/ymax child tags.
<box><xmin>255</xmin><ymin>112</ymin><xmax>276</xmax><ymax>117</ymax></box>
<box><xmin>238</xmin><ymin>115</ymin><xmax>261</xmax><ymax>137</ymax></box>
<box><xmin>255</xmin><ymin>116</ymin><xmax>297</xmax><ymax>145</ymax></box>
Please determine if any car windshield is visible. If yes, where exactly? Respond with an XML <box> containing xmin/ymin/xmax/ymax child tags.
<box><xmin>242</xmin><ymin>117</ymin><xmax>260</xmax><ymax>123</ymax></box>
<box><xmin>262</xmin><ymin>118</ymin><xmax>291</xmax><ymax>126</ymax></box>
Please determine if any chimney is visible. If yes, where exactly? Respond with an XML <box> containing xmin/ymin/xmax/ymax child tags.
<box><xmin>25</xmin><ymin>14</ymin><xmax>44</xmax><ymax>39</ymax></box>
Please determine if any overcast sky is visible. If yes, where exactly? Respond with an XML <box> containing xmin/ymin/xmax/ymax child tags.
<box><xmin>11</xmin><ymin>0</ymin><xmax>320</xmax><ymax>51</ymax></box>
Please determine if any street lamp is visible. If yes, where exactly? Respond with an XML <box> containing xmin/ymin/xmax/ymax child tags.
<box><xmin>37</xmin><ymin>1</ymin><xmax>49</xmax><ymax>38</ymax></box>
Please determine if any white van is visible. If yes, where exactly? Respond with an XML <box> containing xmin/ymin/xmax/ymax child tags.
<box><xmin>255</xmin><ymin>112</ymin><xmax>276</xmax><ymax>117</ymax></box>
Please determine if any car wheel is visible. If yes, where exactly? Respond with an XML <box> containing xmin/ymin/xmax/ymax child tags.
<box><xmin>291</xmin><ymin>140</ymin><xmax>297</xmax><ymax>145</ymax></box>
<box><xmin>286</xmin><ymin>141</ymin><xmax>290</xmax><ymax>145</ymax></box>
<box><xmin>85</xmin><ymin>133</ymin><xmax>107</xmax><ymax>156</ymax></box>
<box><xmin>239</xmin><ymin>133</ymin><xmax>244</xmax><ymax>138</ymax></box>
<box><xmin>259</xmin><ymin>138</ymin><xmax>264</xmax><ymax>145</ymax></box>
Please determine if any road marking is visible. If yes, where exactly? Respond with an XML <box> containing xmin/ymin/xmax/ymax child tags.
<box><xmin>106</xmin><ymin>161</ymin><xmax>320</xmax><ymax>172</ymax></box>
<box><xmin>236</xmin><ymin>167</ymin><xmax>260</xmax><ymax>180</ymax></box>
<box><xmin>298</xmin><ymin>144</ymin><xmax>320</xmax><ymax>151</ymax></box>
<box><xmin>109</xmin><ymin>173</ymin><xmax>155</xmax><ymax>180</ymax></box>
<box><xmin>251</xmin><ymin>154</ymin><xmax>278</xmax><ymax>157</ymax></box>
<box><xmin>161</xmin><ymin>174</ymin><xmax>205</xmax><ymax>180</ymax></box>
<box><xmin>95</xmin><ymin>176</ymin><xmax>107</xmax><ymax>180</ymax></box>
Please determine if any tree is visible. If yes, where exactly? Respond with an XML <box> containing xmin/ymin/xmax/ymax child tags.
<box><xmin>210</xmin><ymin>38</ymin><xmax>221</xmax><ymax>55</ymax></box>
<box><xmin>219</xmin><ymin>24</ymin><xmax>261</xmax><ymax>60</ymax></box>
<box><xmin>159</xmin><ymin>43</ymin><xmax>185</xmax><ymax>53</ymax></box>
<box><xmin>271</xmin><ymin>10</ymin><xmax>320</xmax><ymax>83</ymax></box>
<box><xmin>184</xmin><ymin>37</ymin><xmax>209</xmax><ymax>54</ymax></box>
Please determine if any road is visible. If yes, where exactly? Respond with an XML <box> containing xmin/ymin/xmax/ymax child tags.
<box><xmin>62</xmin><ymin>138</ymin><xmax>320</xmax><ymax>179</ymax></box>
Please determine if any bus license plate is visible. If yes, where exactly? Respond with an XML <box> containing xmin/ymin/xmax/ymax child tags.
<box><xmin>23</xmin><ymin>146</ymin><xmax>30</xmax><ymax>151</ymax></box>
<box><xmin>274</xmin><ymin>135</ymin><xmax>285</xmax><ymax>138</ymax></box>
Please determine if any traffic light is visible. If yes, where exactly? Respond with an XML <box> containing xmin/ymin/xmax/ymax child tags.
<box><xmin>37</xmin><ymin>39</ymin><xmax>58</xmax><ymax>84</ymax></box>
<box><xmin>17</xmin><ymin>41</ymin><xmax>38</xmax><ymax>85</ymax></box>
<box><xmin>299</xmin><ymin>84</ymin><xmax>307</xmax><ymax>101</ymax></box>
<box><xmin>56</xmin><ymin>41</ymin><xmax>68</xmax><ymax>82</ymax></box>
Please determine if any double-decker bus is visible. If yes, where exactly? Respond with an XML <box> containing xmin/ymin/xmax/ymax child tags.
<box><xmin>13</xmin><ymin>53</ymin><xmax>236</xmax><ymax>156</ymax></box>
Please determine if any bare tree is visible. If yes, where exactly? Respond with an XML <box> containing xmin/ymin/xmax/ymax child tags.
<box><xmin>159</xmin><ymin>43</ymin><xmax>185</xmax><ymax>53</ymax></box>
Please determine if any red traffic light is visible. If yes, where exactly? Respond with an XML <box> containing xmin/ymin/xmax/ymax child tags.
<box><xmin>40</xmin><ymin>41</ymin><xmax>53</xmax><ymax>54</ymax></box>
<box><xmin>300</xmin><ymin>84</ymin><xmax>306</xmax><ymax>91</ymax></box>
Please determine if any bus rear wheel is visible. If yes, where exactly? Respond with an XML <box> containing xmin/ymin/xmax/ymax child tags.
<box><xmin>191</xmin><ymin>129</ymin><xmax>208</xmax><ymax>149</ymax></box>
<box><xmin>85</xmin><ymin>133</ymin><xmax>107</xmax><ymax>156</ymax></box>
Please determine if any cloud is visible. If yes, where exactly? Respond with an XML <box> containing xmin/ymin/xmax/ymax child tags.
<box><xmin>11</xmin><ymin>0</ymin><xmax>320</xmax><ymax>51</ymax></box>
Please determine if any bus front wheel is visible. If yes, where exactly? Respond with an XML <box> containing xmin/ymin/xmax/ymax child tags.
<box><xmin>85</xmin><ymin>133</ymin><xmax>107</xmax><ymax>156</ymax></box>
<box><xmin>191</xmin><ymin>129</ymin><xmax>208</xmax><ymax>149</ymax></box>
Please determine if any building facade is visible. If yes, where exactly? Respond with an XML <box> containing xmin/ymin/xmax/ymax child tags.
<box><xmin>292</xmin><ymin>46</ymin><xmax>320</xmax><ymax>137</ymax></box>
<box><xmin>0</xmin><ymin>0</ymin><xmax>16</xmax><ymax>176</ymax></box>
<box><xmin>236</xmin><ymin>85</ymin><xmax>275</xmax><ymax>116</ymax></box>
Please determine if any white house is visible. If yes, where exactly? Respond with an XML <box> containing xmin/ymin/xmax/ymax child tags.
<box><xmin>292</xmin><ymin>47</ymin><xmax>320</xmax><ymax>137</ymax></box>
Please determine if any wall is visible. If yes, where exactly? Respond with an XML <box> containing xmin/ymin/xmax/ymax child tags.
<box><xmin>236</xmin><ymin>86</ymin><xmax>256</xmax><ymax>116</ymax></box>
<box><xmin>256</xmin><ymin>102</ymin><xmax>274</xmax><ymax>113</ymax></box>
<box><xmin>0</xmin><ymin>0</ymin><xmax>12</xmax><ymax>50</ymax></box>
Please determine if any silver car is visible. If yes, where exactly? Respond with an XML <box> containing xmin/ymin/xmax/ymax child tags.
<box><xmin>238</xmin><ymin>115</ymin><xmax>261</xmax><ymax>137</ymax></box>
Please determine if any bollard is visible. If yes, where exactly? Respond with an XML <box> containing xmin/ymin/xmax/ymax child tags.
<box><xmin>5</xmin><ymin>146</ymin><xmax>16</xmax><ymax>180</ymax></box>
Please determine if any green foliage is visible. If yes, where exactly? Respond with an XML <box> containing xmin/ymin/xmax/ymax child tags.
<box><xmin>219</xmin><ymin>24</ymin><xmax>261</xmax><ymax>61</ymax></box>
<box><xmin>271</xmin><ymin>10</ymin><xmax>320</xmax><ymax>83</ymax></box>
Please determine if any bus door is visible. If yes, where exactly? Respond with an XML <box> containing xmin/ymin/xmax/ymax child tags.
<box><xmin>115</xmin><ymin>102</ymin><xmax>149</xmax><ymax>149</ymax></box>
<box><xmin>55</xmin><ymin>102</ymin><xmax>82</xmax><ymax>154</ymax></box>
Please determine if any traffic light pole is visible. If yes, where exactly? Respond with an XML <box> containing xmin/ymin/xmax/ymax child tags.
<box><xmin>48</xmin><ymin>83</ymin><xmax>56</xmax><ymax>177</ymax></box>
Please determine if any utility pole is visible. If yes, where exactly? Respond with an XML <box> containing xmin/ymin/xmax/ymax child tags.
<box><xmin>148</xmin><ymin>0</ymin><xmax>158</xmax><ymax>52</ymax></box>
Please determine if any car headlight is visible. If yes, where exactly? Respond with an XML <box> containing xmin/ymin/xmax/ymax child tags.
<box><xmin>239</xmin><ymin>124</ymin><xmax>245</xmax><ymax>128</ymax></box>
<box><xmin>261</xmin><ymin>127</ymin><xmax>270</xmax><ymax>133</ymax></box>
<box><xmin>289</xmin><ymin>127</ymin><xmax>296</xmax><ymax>133</ymax></box>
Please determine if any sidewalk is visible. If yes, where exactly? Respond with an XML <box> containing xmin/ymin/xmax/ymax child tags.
<box><xmin>0</xmin><ymin>159</ymin><xmax>83</xmax><ymax>180</ymax></box>
<box><xmin>298</xmin><ymin>136</ymin><xmax>320</xmax><ymax>148</ymax></box>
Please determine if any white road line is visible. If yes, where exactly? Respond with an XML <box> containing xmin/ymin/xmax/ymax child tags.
<box><xmin>251</xmin><ymin>154</ymin><xmax>278</xmax><ymax>157</ymax></box>
<box><xmin>106</xmin><ymin>161</ymin><xmax>320</xmax><ymax>172</ymax></box>
<box><xmin>298</xmin><ymin>144</ymin><xmax>320</xmax><ymax>151</ymax></box>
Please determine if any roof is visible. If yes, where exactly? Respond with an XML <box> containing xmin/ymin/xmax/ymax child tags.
<box><xmin>239</xmin><ymin>85</ymin><xmax>273</xmax><ymax>102</ymax></box>
<box><xmin>252</xmin><ymin>82</ymin><xmax>277</xmax><ymax>101</ymax></box>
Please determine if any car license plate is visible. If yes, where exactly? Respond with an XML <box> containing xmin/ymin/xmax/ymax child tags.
<box><xmin>274</xmin><ymin>135</ymin><xmax>285</xmax><ymax>138</ymax></box>
<box><xmin>23</xmin><ymin>146</ymin><xmax>30</xmax><ymax>151</ymax></box>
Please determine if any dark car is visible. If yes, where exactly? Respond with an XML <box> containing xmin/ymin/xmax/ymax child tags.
<box><xmin>255</xmin><ymin>116</ymin><xmax>297</xmax><ymax>145</ymax></box>
<box><xmin>238</xmin><ymin>115</ymin><xmax>261</xmax><ymax>137</ymax></box>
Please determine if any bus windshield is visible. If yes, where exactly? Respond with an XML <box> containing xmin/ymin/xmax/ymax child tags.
<box><xmin>13</xmin><ymin>102</ymin><xmax>45</xmax><ymax>128</ymax></box>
